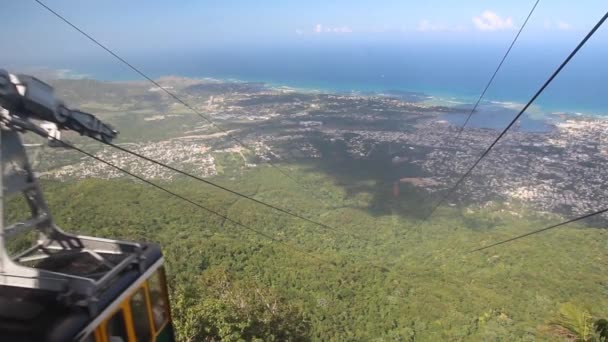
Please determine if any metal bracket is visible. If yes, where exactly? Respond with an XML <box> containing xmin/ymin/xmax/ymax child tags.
<box><xmin>0</xmin><ymin>125</ymin><xmax>143</xmax><ymax>315</ymax></box>
<box><xmin>0</xmin><ymin>70</ymin><xmax>134</xmax><ymax>315</ymax></box>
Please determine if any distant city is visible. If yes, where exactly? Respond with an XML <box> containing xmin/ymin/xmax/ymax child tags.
<box><xmin>40</xmin><ymin>77</ymin><xmax>608</xmax><ymax>221</ymax></box>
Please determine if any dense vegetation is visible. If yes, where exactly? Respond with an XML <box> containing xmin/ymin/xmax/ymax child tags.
<box><xmin>0</xmin><ymin>74</ymin><xmax>595</xmax><ymax>340</ymax></box>
<box><xmin>7</xmin><ymin>164</ymin><xmax>607</xmax><ymax>341</ymax></box>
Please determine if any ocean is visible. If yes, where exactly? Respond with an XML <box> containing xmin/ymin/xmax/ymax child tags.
<box><xmin>49</xmin><ymin>37</ymin><xmax>608</xmax><ymax>125</ymax></box>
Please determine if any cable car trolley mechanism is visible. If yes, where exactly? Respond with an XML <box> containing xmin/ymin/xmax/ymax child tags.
<box><xmin>0</xmin><ymin>70</ymin><xmax>175</xmax><ymax>342</ymax></box>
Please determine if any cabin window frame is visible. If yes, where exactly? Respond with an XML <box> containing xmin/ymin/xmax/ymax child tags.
<box><xmin>90</xmin><ymin>263</ymin><xmax>171</xmax><ymax>341</ymax></box>
<box><xmin>101</xmin><ymin>304</ymin><xmax>135</xmax><ymax>342</ymax></box>
<box><xmin>95</xmin><ymin>329</ymin><xmax>103</xmax><ymax>342</ymax></box>
<box><xmin>128</xmin><ymin>285</ymin><xmax>155</xmax><ymax>341</ymax></box>
<box><xmin>147</xmin><ymin>266</ymin><xmax>171</xmax><ymax>335</ymax></box>
<box><xmin>81</xmin><ymin>330</ymin><xmax>100</xmax><ymax>342</ymax></box>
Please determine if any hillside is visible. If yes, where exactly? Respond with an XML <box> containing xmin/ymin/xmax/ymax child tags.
<box><xmin>6</xmin><ymin>76</ymin><xmax>608</xmax><ymax>340</ymax></box>
<box><xmin>7</xmin><ymin>164</ymin><xmax>606</xmax><ymax>341</ymax></box>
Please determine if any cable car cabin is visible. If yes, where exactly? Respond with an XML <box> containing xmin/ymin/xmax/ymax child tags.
<box><xmin>0</xmin><ymin>244</ymin><xmax>174</xmax><ymax>342</ymax></box>
<box><xmin>0</xmin><ymin>128</ymin><xmax>176</xmax><ymax>341</ymax></box>
<box><xmin>0</xmin><ymin>76</ymin><xmax>176</xmax><ymax>340</ymax></box>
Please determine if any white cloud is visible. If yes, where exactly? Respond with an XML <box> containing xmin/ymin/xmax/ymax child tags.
<box><xmin>472</xmin><ymin>10</ymin><xmax>514</xmax><ymax>31</ymax></box>
<box><xmin>416</xmin><ymin>19</ymin><xmax>445</xmax><ymax>32</ymax></box>
<box><xmin>543</xmin><ymin>20</ymin><xmax>573</xmax><ymax>31</ymax></box>
<box><xmin>330</xmin><ymin>26</ymin><xmax>353</xmax><ymax>33</ymax></box>
<box><xmin>416</xmin><ymin>20</ymin><xmax>466</xmax><ymax>32</ymax></box>
<box><xmin>557</xmin><ymin>21</ymin><xmax>572</xmax><ymax>30</ymax></box>
<box><xmin>295</xmin><ymin>29</ymin><xmax>304</xmax><ymax>35</ymax></box>
<box><xmin>313</xmin><ymin>23</ymin><xmax>352</xmax><ymax>34</ymax></box>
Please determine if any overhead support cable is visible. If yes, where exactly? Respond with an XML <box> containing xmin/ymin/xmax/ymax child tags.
<box><xmin>92</xmin><ymin>137</ymin><xmax>373</xmax><ymax>243</ymax></box>
<box><xmin>471</xmin><ymin>208</ymin><xmax>608</xmax><ymax>252</ymax></box>
<box><xmin>419</xmin><ymin>0</ymin><xmax>540</xmax><ymax>224</ymax></box>
<box><xmin>420</xmin><ymin>11</ymin><xmax>608</xmax><ymax>223</ymax></box>
<box><xmin>33</xmin><ymin>0</ymin><xmax>348</xmax><ymax>229</ymax></box>
<box><xmin>436</xmin><ymin>0</ymin><xmax>540</xmax><ymax>163</ymax></box>
<box><xmin>42</xmin><ymin>136</ymin><xmax>392</xmax><ymax>272</ymax></box>
<box><xmin>45</xmin><ymin>135</ymin><xmax>337</xmax><ymax>266</ymax></box>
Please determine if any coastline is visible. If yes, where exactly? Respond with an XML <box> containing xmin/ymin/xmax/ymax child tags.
<box><xmin>168</xmin><ymin>74</ymin><xmax>608</xmax><ymax>121</ymax></box>
<box><xmin>44</xmin><ymin>66</ymin><xmax>607</xmax><ymax>122</ymax></box>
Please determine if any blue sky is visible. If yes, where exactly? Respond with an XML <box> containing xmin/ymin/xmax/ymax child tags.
<box><xmin>1</xmin><ymin>1</ymin><xmax>606</xmax><ymax>114</ymax></box>
<box><xmin>0</xmin><ymin>0</ymin><xmax>608</xmax><ymax>101</ymax></box>
<box><xmin>2</xmin><ymin>0</ymin><xmax>606</xmax><ymax>61</ymax></box>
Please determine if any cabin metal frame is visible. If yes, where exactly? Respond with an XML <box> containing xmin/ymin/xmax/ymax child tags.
<box><xmin>0</xmin><ymin>70</ymin><xmax>174</xmax><ymax>342</ymax></box>
<box><xmin>0</xmin><ymin>72</ymin><xmax>145</xmax><ymax>316</ymax></box>
<box><xmin>0</xmin><ymin>120</ymin><xmax>146</xmax><ymax>315</ymax></box>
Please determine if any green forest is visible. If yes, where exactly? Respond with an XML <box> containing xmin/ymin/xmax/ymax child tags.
<box><xmin>7</xmin><ymin>163</ymin><xmax>607</xmax><ymax>341</ymax></box>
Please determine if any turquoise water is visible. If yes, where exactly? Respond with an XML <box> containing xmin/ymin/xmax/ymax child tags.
<box><xmin>54</xmin><ymin>39</ymin><xmax>608</xmax><ymax>118</ymax></box>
